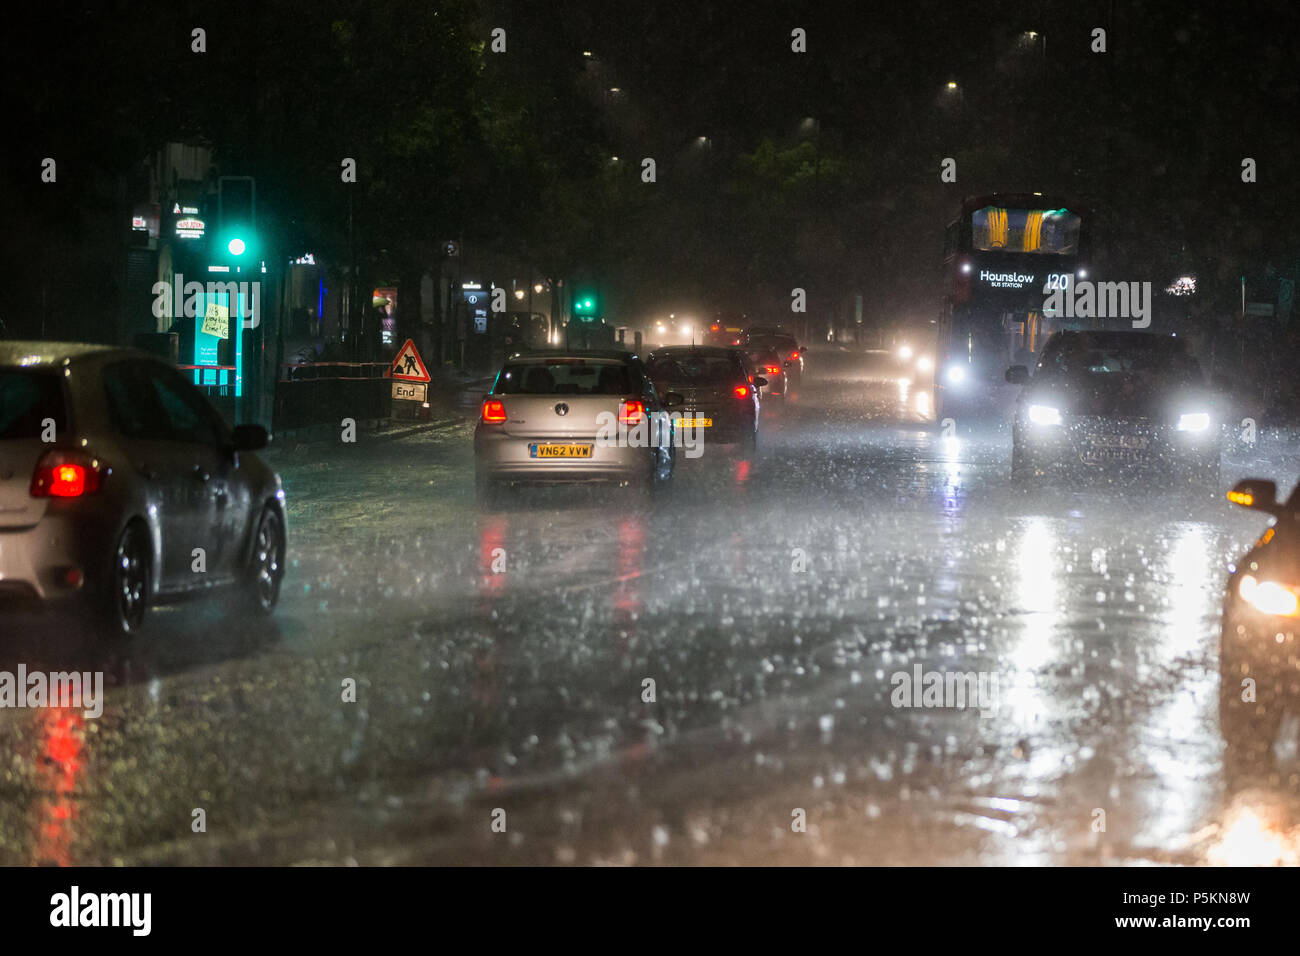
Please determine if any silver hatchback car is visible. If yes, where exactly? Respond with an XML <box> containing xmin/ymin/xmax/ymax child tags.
<box><xmin>474</xmin><ymin>350</ymin><xmax>678</xmax><ymax>505</ymax></box>
<box><xmin>0</xmin><ymin>342</ymin><xmax>286</xmax><ymax>637</ymax></box>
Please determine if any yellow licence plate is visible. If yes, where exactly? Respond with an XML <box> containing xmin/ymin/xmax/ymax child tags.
<box><xmin>677</xmin><ymin>418</ymin><xmax>712</xmax><ymax>427</ymax></box>
<box><xmin>531</xmin><ymin>443</ymin><xmax>593</xmax><ymax>458</ymax></box>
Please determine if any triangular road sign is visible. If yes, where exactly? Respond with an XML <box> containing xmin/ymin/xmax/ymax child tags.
<box><xmin>390</xmin><ymin>338</ymin><xmax>431</xmax><ymax>382</ymax></box>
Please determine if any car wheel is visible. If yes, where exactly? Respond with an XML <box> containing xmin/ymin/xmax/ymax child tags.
<box><xmin>653</xmin><ymin>443</ymin><xmax>675</xmax><ymax>487</ymax></box>
<box><xmin>99</xmin><ymin>520</ymin><xmax>150</xmax><ymax>638</ymax></box>
<box><xmin>243</xmin><ymin>506</ymin><xmax>285</xmax><ymax>615</ymax></box>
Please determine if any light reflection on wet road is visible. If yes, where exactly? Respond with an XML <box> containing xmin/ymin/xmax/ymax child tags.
<box><xmin>2</xmin><ymin>348</ymin><xmax>1299</xmax><ymax>865</ymax></box>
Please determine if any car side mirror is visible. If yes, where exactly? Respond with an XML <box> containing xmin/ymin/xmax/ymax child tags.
<box><xmin>1228</xmin><ymin>478</ymin><xmax>1280</xmax><ymax>514</ymax></box>
<box><xmin>232</xmin><ymin>423</ymin><xmax>269</xmax><ymax>452</ymax></box>
<box><xmin>1005</xmin><ymin>365</ymin><xmax>1030</xmax><ymax>385</ymax></box>
<box><xmin>661</xmin><ymin>391</ymin><xmax>684</xmax><ymax>406</ymax></box>
<box><xmin>753</xmin><ymin>376</ymin><xmax>768</xmax><ymax>388</ymax></box>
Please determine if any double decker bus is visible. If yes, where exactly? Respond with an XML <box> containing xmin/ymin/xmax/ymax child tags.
<box><xmin>935</xmin><ymin>192</ymin><xmax>1091</xmax><ymax>417</ymax></box>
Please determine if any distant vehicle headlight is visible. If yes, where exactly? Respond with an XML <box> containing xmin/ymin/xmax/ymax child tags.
<box><xmin>1027</xmin><ymin>404</ymin><xmax>1062</xmax><ymax>426</ymax></box>
<box><xmin>1239</xmin><ymin>574</ymin><xmax>1300</xmax><ymax>617</ymax></box>
<box><xmin>916</xmin><ymin>356</ymin><xmax>933</xmax><ymax>373</ymax></box>
<box><xmin>898</xmin><ymin>345</ymin><xmax>913</xmax><ymax>360</ymax></box>
<box><xmin>946</xmin><ymin>364</ymin><xmax>966</xmax><ymax>385</ymax></box>
<box><xmin>1177</xmin><ymin>412</ymin><xmax>1211</xmax><ymax>432</ymax></box>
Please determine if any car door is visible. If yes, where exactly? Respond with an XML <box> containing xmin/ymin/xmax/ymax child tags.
<box><xmin>102</xmin><ymin>361</ymin><xmax>225</xmax><ymax>591</ymax></box>
<box><xmin>138</xmin><ymin>364</ymin><xmax>238</xmax><ymax>583</ymax></box>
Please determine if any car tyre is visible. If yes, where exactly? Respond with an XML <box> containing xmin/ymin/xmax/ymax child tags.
<box><xmin>242</xmin><ymin>506</ymin><xmax>286</xmax><ymax>616</ymax></box>
<box><xmin>96</xmin><ymin>519</ymin><xmax>151</xmax><ymax>639</ymax></box>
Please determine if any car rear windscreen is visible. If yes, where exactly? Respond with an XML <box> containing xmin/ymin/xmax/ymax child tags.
<box><xmin>743</xmin><ymin>349</ymin><xmax>780</xmax><ymax>367</ymax></box>
<box><xmin>647</xmin><ymin>355</ymin><xmax>741</xmax><ymax>386</ymax></box>
<box><xmin>0</xmin><ymin>371</ymin><xmax>68</xmax><ymax>440</ymax></box>
<box><xmin>495</xmin><ymin>361</ymin><xmax>633</xmax><ymax>395</ymax></box>
<box><xmin>747</xmin><ymin>335</ymin><xmax>796</xmax><ymax>351</ymax></box>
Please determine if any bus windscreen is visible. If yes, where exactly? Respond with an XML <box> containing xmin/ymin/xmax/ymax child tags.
<box><xmin>971</xmin><ymin>206</ymin><xmax>1080</xmax><ymax>255</ymax></box>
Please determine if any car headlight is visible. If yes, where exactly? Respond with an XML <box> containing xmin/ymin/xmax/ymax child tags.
<box><xmin>946</xmin><ymin>364</ymin><xmax>966</xmax><ymax>385</ymax></box>
<box><xmin>1177</xmin><ymin>412</ymin><xmax>1211</xmax><ymax>432</ymax></box>
<box><xmin>916</xmin><ymin>356</ymin><xmax>933</xmax><ymax>372</ymax></box>
<box><xmin>898</xmin><ymin>345</ymin><xmax>913</xmax><ymax>360</ymax></box>
<box><xmin>1238</xmin><ymin>574</ymin><xmax>1300</xmax><ymax>617</ymax></box>
<box><xmin>1027</xmin><ymin>404</ymin><xmax>1062</xmax><ymax>426</ymax></box>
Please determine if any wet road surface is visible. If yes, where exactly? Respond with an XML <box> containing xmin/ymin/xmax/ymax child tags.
<box><xmin>2</xmin><ymin>348</ymin><xmax>1299</xmax><ymax>865</ymax></box>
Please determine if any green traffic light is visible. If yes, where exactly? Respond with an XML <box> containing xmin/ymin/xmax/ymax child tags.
<box><xmin>228</xmin><ymin>237</ymin><xmax>247</xmax><ymax>256</ymax></box>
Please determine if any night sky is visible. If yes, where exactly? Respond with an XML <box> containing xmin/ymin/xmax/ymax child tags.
<box><xmin>3</xmin><ymin>0</ymin><xmax>1299</xmax><ymax>337</ymax></box>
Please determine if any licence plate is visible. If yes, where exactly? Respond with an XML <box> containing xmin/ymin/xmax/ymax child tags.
<box><xmin>1080</xmin><ymin>447</ymin><xmax>1145</xmax><ymax>464</ymax></box>
<box><xmin>677</xmin><ymin>418</ymin><xmax>712</xmax><ymax>427</ymax></box>
<box><xmin>530</xmin><ymin>443</ymin><xmax>593</xmax><ymax>459</ymax></box>
<box><xmin>1085</xmin><ymin>434</ymin><xmax>1147</xmax><ymax>449</ymax></box>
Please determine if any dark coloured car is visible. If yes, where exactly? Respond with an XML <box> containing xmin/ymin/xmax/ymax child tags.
<box><xmin>1219</xmin><ymin>477</ymin><xmax>1300</xmax><ymax>768</ymax></box>
<box><xmin>703</xmin><ymin>317</ymin><xmax>746</xmax><ymax>347</ymax></box>
<box><xmin>742</xmin><ymin>328</ymin><xmax>805</xmax><ymax>387</ymax></box>
<box><xmin>645</xmin><ymin>346</ymin><xmax>762</xmax><ymax>455</ymax></box>
<box><xmin>1006</xmin><ymin>331</ymin><xmax>1221</xmax><ymax>486</ymax></box>
<box><xmin>743</xmin><ymin>346</ymin><xmax>787</xmax><ymax>399</ymax></box>
<box><xmin>0</xmin><ymin>342</ymin><xmax>286</xmax><ymax>637</ymax></box>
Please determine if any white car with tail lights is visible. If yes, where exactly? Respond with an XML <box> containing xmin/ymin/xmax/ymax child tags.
<box><xmin>0</xmin><ymin>342</ymin><xmax>286</xmax><ymax>638</ymax></box>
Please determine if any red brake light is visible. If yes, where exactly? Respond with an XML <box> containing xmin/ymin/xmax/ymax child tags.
<box><xmin>764</xmin><ymin>364</ymin><xmax>780</xmax><ymax>375</ymax></box>
<box><xmin>619</xmin><ymin>399</ymin><xmax>645</xmax><ymax>425</ymax></box>
<box><xmin>481</xmin><ymin>399</ymin><xmax>508</xmax><ymax>423</ymax></box>
<box><xmin>790</xmin><ymin>350</ymin><xmax>800</xmax><ymax>360</ymax></box>
<box><xmin>734</xmin><ymin>385</ymin><xmax>750</xmax><ymax>399</ymax></box>
<box><xmin>710</xmin><ymin>324</ymin><xmax>720</xmax><ymax>332</ymax></box>
<box><xmin>31</xmin><ymin>450</ymin><xmax>103</xmax><ymax>498</ymax></box>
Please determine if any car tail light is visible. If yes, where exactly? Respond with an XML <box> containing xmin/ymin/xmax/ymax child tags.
<box><xmin>620</xmin><ymin>400</ymin><xmax>645</xmax><ymax>425</ymax></box>
<box><xmin>790</xmin><ymin>350</ymin><xmax>800</xmax><ymax>360</ymax></box>
<box><xmin>710</xmin><ymin>324</ymin><xmax>720</xmax><ymax>332</ymax></box>
<box><xmin>31</xmin><ymin>450</ymin><xmax>104</xmax><ymax>498</ymax></box>
<box><xmin>734</xmin><ymin>385</ymin><xmax>750</xmax><ymax>399</ymax></box>
<box><xmin>764</xmin><ymin>364</ymin><xmax>780</xmax><ymax>375</ymax></box>
<box><xmin>481</xmin><ymin>399</ymin><xmax>508</xmax><ymax>423</ymax></box>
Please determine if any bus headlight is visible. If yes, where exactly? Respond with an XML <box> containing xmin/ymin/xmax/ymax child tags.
<box><xmin>946</xmin><ymin>365</ymin><xmax>966</xmax><ymax>385</ymax></box>
<box><xmin>1177</xmin><ymin>412</ymin><xmax>1211</xmax><ymax>432</ymax></box>
<box><xmin>916</xmin><ymin>356</ymin><xmax>933</xmax><ymax>373</ymax></box>
<box><xmin>1027</xmin><ymin>404</ymin><xmax>1062</xmax><ymax>426</ymax></box>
